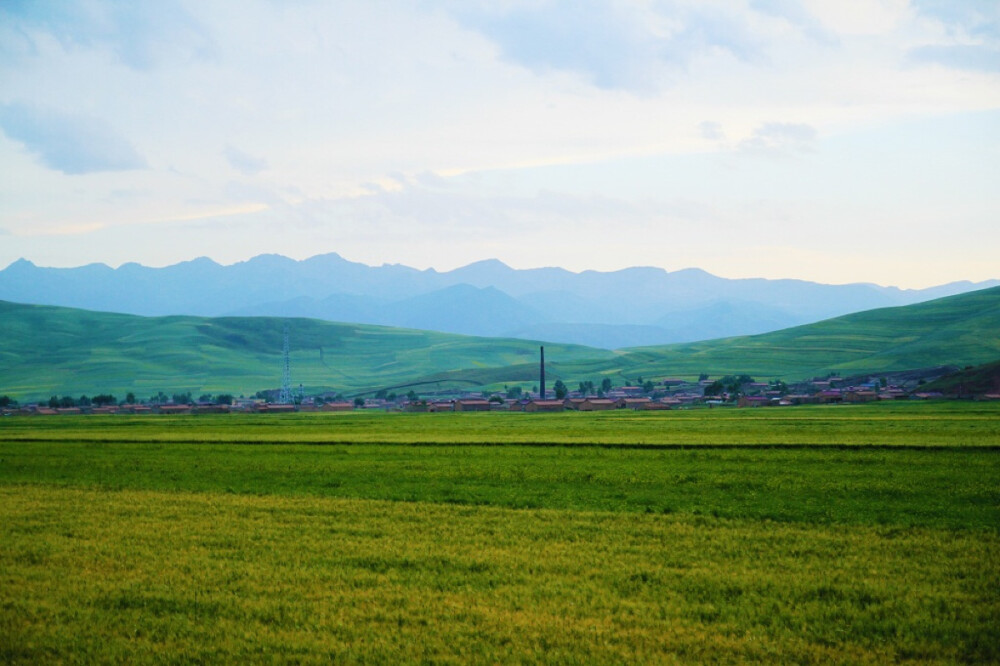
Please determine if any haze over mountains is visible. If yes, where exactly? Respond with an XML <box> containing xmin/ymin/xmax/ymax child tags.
<box><xmin>1</xmin><ymin>254</ymin><xmax>997</xmax><ymax>349</ymax></box>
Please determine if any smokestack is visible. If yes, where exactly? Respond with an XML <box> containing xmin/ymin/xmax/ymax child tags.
<box><xmin>540</xmin><ymin>346</ymin><xmax>545</xmax><ymax>400</ymax></box>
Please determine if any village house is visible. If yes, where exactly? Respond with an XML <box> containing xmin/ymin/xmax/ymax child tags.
<box><xmin>843</xmin><ymin>390</ymin><xmax>878</xmax><ymax>404</ymax></box>
<box><xmin>256</xmin><ymin>403</ymin><xmax>295</xmax><ymax>413</ymax></box>
<box><xmin>524</xmin><ymin>399</ymin><xmax>565</xmax><ymax>413</ymax></box>
<box><xmin>640</xmin><ymin>400</ymin><xmax>673</xmax><ymax>410</ymax></box>
<box><xmin>157</xmin><ymin>404</ymin><xmax>192</xmax><ymax>414</ymax></box>
<box><xmin>616</xmin><ymin>397</ymin><xmax>652</xmax><ymax>409</ymax></box>
<box><xmin>578</xmin><ymin>398</ymin><xmax>616</xmax><ymax>411</ymax></box>
<box><xmin>319</xmin><ymin>402</ymin><xmax>354</xmax><ymax>412</ymax></box>
<box><xmin>454</xmin><ymin>399</ymin><xmax>491</xmax><ymax>412</ymax></box>
<box><xmin>193</xmin><ymin>404</ymin><xmax>231</xmax><ymax>414</ymax></box>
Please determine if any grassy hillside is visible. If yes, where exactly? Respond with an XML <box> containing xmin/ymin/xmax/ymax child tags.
<box><xmin>2</xmin><ymin>286</ymin><xmax>998</xmax><ymax>399</ymax></box>
<box><xmin>605</xmin><ymin>285</ymin><xmax>1000</xmax><ymax>381</ymax></box>
<box><xmin>410</xmin><ymin>286</ymin><xmax>1000</xmax><ymax>387</ymax></box>
<box><xmin>0</xmin><ymin>301</ymin><xmax>615</xmax><ymax>400</ymax></box>
<box><xmin>918</xmin><ymin>360</ymin><xmax>1000</xmax><ymax>395</ymax></box>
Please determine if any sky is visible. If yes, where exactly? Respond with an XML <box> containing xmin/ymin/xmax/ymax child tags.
<box><xmin>0</xmin><ymin>0</ymin><xmax>998</xmax><ymax>288</ymax></box>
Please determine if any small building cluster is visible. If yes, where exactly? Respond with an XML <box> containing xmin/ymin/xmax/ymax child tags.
<box><xmin>4</xmin><ymin>359</ymin><xmax>997</xmax><ymax>417</ymax></box>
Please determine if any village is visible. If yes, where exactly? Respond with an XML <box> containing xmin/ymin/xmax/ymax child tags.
<box><xmin>4</xmin><ymin>369</ymin><xmax>995</xmax><ymax>417</ymax></box>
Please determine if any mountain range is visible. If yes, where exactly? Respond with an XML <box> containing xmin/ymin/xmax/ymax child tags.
<box><xmin>1</xmin><ymin>254</ymin><xmax>996</xmax><ymax>349</ymax></box>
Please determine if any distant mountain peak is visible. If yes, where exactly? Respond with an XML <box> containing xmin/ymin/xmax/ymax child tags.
<box><xmin>4</xmin><ymin>258</ymin><xmax>36</xmax><ymax>271</ymax></box>
<box><xmin>183</xmin><ymin>256</ymin><xmax>221</xmax><ymax>266</ymax></box>
<box><xmin>463</xmin><ymin>258</ymin><xmax>512</xmax><ymax>270</ymax></box>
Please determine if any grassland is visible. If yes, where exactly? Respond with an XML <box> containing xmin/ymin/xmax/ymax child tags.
<box><xmin>3</xmin><ymin>285</ymin><xmax>1000</xmax><ymax>399</ymax></box>
<box><xmin>2</xmin><ymin>403</ymin><xmax>998</xmax><ymax>662</ymax></box>
<box><xmin>1</xmin><ymin>401</ymin><xmax>998</xmax><ymax>446</ymax></box>
<box><xmin>583</xmin><ymin>284</ymin><xmax>1000</xmax><ymax>381</ymax></box>
<box><xmin>0</xmin><ymin>299</ymin><xmax>616</xmax><ymax>399</ymax></box>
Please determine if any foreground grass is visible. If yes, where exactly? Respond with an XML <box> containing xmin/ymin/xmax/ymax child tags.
<box><xmin>1</xmin><ymin>442</ymin><xmax>997</xmax><ymax>529</ymax></box>
<box><xmin>2</xmin><ymin>405</ymin><xmax>998</xmax><ymax>662</ymax></box>
<box><xmin>3</xmin><ymin>486</ymin><xmax>998</xmax><ymax>664</ymax></box>
<box><xmin>2</xmin><ymin>401</ymin><xmax>999</xmax><ymax>446</ymax></box>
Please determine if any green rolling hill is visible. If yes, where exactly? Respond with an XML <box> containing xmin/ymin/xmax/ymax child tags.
<box><xmin>2</xmin><ymin>286</ymin><xmax>998</xmax><ymax>400</ymax></box>
<box><xmin>605</xmin><ymin>285</ymin><xmax>1000</xmax><ymax>381</ymax></box>
<box><xmin>0</xmin><ymin>301</ymin><xmax>617</xmax><ymax>400</ymax></box>
<box><xmin>408</xmin><ymin>286</ymin><xmax>1000</xmax><ymax>387</ymax></box>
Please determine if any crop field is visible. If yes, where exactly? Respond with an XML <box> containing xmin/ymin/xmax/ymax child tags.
<box><xmin>2</xmin><ymin>403</ymin><xmax>998</xmax><ymax>663</ymax></box>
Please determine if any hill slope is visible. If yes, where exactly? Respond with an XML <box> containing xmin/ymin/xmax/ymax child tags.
<box><xmin>0</xmin><ymin>301</ymin><xmax>615</xmax><ymax>400</ymax></box>
<box><xmin>605</xmin><ymin>286</ymin><xmax>1000</xmax><ymax>380</ymax></box>
<box><xmin>918</xmin><ymin>360</ymin><xmax>1000</xmax><ymax>396</ymax></box>
<box><xmin>409</xmin><ymin>286</ymin><xmax>1000</xmax><ymax>387</ymax></box>
<box><xmin>2</xmin><ymin>286</ymin><xmax>998</xmax><ymax>400</ymax></box>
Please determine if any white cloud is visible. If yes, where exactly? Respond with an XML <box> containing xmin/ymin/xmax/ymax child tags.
<box><xmin>699</xmin><ymin>121</ymin><xmax>725</xmax><ymax>141</ymax></box>
<box><xmin>738</xmin><ymin>122</ymin><xmax>818</xmax><ymax>156</ymax></box>
<box><xmin>449</xmin><ymin>1</ymin><xmax>764</xmax><ymax>92</ymax></box>
<box><xmin>224</xmin><ymin>145</ymin><xmax>268</xmax><ymax>176</ymax></box>
<box><xmin>0</xmin><ymin>103</ymin><xmax>147</xmax><ymax>174</ymax></box>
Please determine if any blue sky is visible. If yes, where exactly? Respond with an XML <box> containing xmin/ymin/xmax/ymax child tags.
<box><xmin>1</xmin><ymin>0</ymin><xmax>998</xmax><ymax>287</ymax></box>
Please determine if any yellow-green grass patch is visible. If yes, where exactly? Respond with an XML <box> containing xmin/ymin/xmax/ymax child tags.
<box><xmin>3</xmin><ymin>486</ymin><xmax>998</xmax><ymax>664</ymax></box>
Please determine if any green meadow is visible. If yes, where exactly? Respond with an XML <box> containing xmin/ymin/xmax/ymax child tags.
<box><xmin>3</xmin><ymin>285</ymin><xmax>999</xmax><ymax>399</ymax></box>
<box><xmin>2</xmin><ymin>403</ymin><xmax>999</xmax><ymax>662</ymax></box>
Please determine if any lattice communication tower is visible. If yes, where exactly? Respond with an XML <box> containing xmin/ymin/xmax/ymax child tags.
<box><xmin>278</xmin><ymin>324</ymin><xmax>293</xmax><ymax>404</ymax></box>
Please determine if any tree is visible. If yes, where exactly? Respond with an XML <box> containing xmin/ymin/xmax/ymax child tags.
<box><xmin>78</xmin><ymin>395</ymin><xmax>91</xmax><ymax>407</ymax></box>
<box><xmin>488</xmin><ymin>395</ymin><xmax>504</xmax><ymax>404</ymax></box>
<box><xmin>92</xmin><ymin>394</ymin><xmax>116</xmax><ymax>407</ymax></box>
<box><xmin>699</xmin><ymin>373</ymin><xmax>709</xmax><ymax>381</ymax></box>
<box><xmin>703</xmin><ymin>380</ymin><xmax>725</xmax><ymax>397</ymax></box>
<box><xmin>49</xmin><ymin>396</ymin><xmax>59</xmax><ymax>408</ymax></box>
<box><xmin>406</xmin><ymin>390</ymin><xmax>419</xmax><ymax>402</ymax></box>
<box><xmin>172</xmin><ymin>392</ymin><xmax>192</xmax><ymax>405</ymax></box>
<box><xmin>704</xmin><ymin>375</ymin><xmax>755</xmax><ymax>399</ymax></box>
<box><xmin>199</xmin><ymin>394</ymin><xmax>213</xmax><ymax>404</ymax></box>
<box><xmin>553</xmin><ymin>380</ymin><xmax>567</xmax><ymax>399</ymax></box>
<box><xmin>216</xmin><ymin>394</ymin><xmax>234</xmax><ymax>405</ymax></box>
<box><xmin>0</xmin><ymin>396</ymin><xmax>16</xmax><ymax>408</ymax></box>
<box><xmin>578</xmin><ymin>380</ymin><xmax>594</xmax><ymax>396</ymax></box>
<box><xmin>353</xmin><ymin>397</ymin><xmax>365</xmax><ymax>408</ymax></box>
<box><xmin>506</xmin><ymin>386</ymin><xmax>522</xmax><ymax>400</ymax></box>
<box><xmin>642</xmin><ymin>380</ymin><xmax>655</xmax><ymax>394</ymax></box>
<box><xmin>125</xmin><ymin>392</ymin><xmax>136</xmax><ymax>405</ymax></box>
<box><xmin>59</xmin><ymin>396</ymin><xmax>76</xmax><ymax>408</ymax></box>
<box><xmin>601</xmin><ymin>377</ymin><xmax>612</xmax><ymax>393</ymax></box>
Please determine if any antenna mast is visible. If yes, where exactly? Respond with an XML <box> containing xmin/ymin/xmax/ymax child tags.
<box><xmin>278</xmin><ymin>324</ymin><xmax>293</xmax><ymax>404</ymax></box>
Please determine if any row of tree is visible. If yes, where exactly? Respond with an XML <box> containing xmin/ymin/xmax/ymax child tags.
<box><xmin>40</xmin><ymin>392</ymin><xmax>237</xmax><ymax>408</ymax></box>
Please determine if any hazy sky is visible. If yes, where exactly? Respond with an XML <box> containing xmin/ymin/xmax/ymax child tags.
<box><xmin>1</xmin><ymin>0</ymin><xmax>998</xmax><ymax>287</ymax></box>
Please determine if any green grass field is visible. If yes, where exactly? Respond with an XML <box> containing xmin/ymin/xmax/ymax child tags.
<box><xmin>2</xmin><ymin>403</ymin><xmax>998</xmax><ymax>662</ymax></box>
<box><xmin>3</xmin><ymin>285</ymin><xmax>999</xmax><ymax>399</ymax></box>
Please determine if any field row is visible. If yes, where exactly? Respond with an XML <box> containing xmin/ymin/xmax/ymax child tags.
<box><xmin>2</xmin><ymin>402</ymin><xmax>1000</xmax><ymax>446</ymax></box>
<box><xmin>3</xmin><ymin>485</ymin><xmax>997</xmax><ymax>664</ymax></box>
<box><xmin>2</xmin><ymin>441</ymin><xmax>997</xmax><ymax>529</ymax></box>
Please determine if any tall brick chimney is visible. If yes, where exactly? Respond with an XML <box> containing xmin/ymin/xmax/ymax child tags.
<box><xmin>539</xmin><ymin>346</ymin><xmax>545</xmax><ymax>399</ymax></box>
